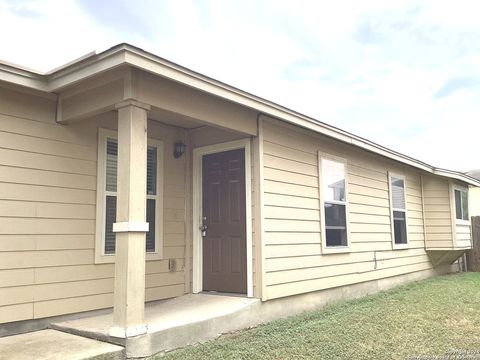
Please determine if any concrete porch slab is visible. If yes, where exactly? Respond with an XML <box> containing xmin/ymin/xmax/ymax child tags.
<box><xmin>52</xmin><ymin>293</ymin><xmax>260</xmax><ymax>358</ymax></box>
<box><xmin>45</xmin><ymin>267</ymin><xmax>452</xmax><ymax>358</ymax></box>
<box><xmin>0</xmin><ymin>329</ymin><xmax>124</xmax><ymax>360</ymax></box>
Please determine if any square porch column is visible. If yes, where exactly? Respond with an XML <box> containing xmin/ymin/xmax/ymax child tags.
<box><xmin>110</xmin><ymin>100</ymin><xmax>151</xmax><ymax>338</ymax></box>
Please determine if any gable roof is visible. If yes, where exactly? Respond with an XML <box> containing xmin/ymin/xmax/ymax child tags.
<box><xmin>1</xmin><ymin>43</ymin><xmax>479</xmax><ymax>187</ymax></box>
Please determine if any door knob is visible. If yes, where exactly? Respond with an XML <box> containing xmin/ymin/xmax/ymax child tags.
<box><xmin>200</xmin><ymin>224</ymin><xmax>207</xmax><ymax>237</ymax></box>
<box><xmin>200</xmin><ymin>217</ymin><xmax>208</xmax><ymax>237</ymax></box>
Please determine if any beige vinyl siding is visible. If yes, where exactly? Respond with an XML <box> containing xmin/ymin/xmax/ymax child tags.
<box><xmin>146</xmin><ymin>121</ymin><xmax>186</xmax><ymax>301</ymax></box>
<box><xmin>262</xmin><ymin>117</ymin><xmax>431</xmax><ymax>300</ymax></box>
<box><xmin>0</xmin><ymin>86</ymin><xmax>186</xmax><ymax>323</ymax></box>
<box><xmin>423</xmin><ymin>175</ymin><xmax>454</xmax><ymax>249</ymax></box>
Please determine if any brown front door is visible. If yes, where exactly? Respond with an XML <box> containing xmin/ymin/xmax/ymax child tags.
<box><xmin>202</xmin><ymin>148</ymin><xmax>247</xmax><ymax>294</ymax></box>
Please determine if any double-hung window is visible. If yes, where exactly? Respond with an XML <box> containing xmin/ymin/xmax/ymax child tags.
<box><xmin>320</xmin><ymin>156</ymin><xmax>349</xmax><ymax>251</ymax></box>
<box><xmin>95</xmin><ymin>129</ymin><xmax>164</xmax><ymax>263</ymax></box>
<box><xmin>454</xmin><ymin>187</ymin><xmax>469</xmax><ymax>222</ymax></box>
<box><xmin>389</xmin><ymin>174</ymin><xmax>408</xmax><ymax>247</ymax></box>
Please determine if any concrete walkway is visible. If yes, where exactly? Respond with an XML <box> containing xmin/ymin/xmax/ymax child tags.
<box><xmin>0</xmin><ymin>329</ymin><xmax>124</xmax><ymax>360</ymax></box>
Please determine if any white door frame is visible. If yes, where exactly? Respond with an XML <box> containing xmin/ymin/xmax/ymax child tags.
<box><xmin>192</xmin><ymin>138</ymin><xmax>253</xmax><ymax>297</ymax></box>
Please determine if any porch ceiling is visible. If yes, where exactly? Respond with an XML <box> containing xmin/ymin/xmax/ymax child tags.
<box><xmin>148</xmin><ymin>106</ymin><xmax>206</xmax><ymax>129</ymax></box>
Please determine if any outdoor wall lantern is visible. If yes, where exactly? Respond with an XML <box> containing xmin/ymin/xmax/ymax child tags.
<box><xmin>173</xmin><ymin>141</ymin><xmax>186</xmax><ymax>159</ymax></box>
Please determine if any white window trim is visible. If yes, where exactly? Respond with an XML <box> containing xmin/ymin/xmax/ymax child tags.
<box><xmin>318</xmin><ymin>152</ymin><xmax>350</xmax><ymax>254</ymax></box>
<box><xmin>452</xmin><ymin>184</ymin><xmax>470</xmax><ymax>225</ymax></box>
<box><xmin>388</xmin><ymin>172</ymin><xmax>409</xmax><ymax>249</ymax></box>
<box><xmin>95</xmin><ymin>128</ymin><xmax>164</xmax><ymax>264</ymax></box>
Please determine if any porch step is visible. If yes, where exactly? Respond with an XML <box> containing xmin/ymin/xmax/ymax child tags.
<box><xmin>50</xmin><ymin>294</ymin><xmax>261</xmax><ymax>358</ymax></box>
<box><xmin>0</xmin><ymin>329</ymin><xmax>124</xmax><ymax>360</ymax></box>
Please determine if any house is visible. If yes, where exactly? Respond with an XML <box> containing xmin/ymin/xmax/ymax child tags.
<box><xmin>0</xmin><ymin>43</ymin><xmax>478</xmax><ymax>356</ymax></box>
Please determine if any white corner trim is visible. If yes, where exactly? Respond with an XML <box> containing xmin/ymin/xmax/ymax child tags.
<box><xmin>113</xmin><ymin>221</ymin><xmax>149</xmax><ymax>233</ymax></box>
<box><xmin>192</xmin><ymin>138</ymin><xmax>253</xmax><ymax>298</ymax></box>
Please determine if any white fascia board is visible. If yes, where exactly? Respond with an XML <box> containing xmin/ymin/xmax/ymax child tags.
<box><xmin>0</xmin><ymin>47</ymin><xmax>126</xmax><ymax>92</ymax></box>
<box><xmin>125</xmin><ymin>49</ymin><xmax>480</xmax><ymax>187</ymax></box>
<box><xmin>122</xmin><ymin>49</ymin><xmax>447</xmax><ymax>178</ymax></box>
<box><xmin>0</xmin><ymin>62</ymin><xmax>48</xmax><ymax>91</ymax></box>
<box><xmin>433</xmin><ymin>169</ymin><xmax>480</xmax><ymax>187</ymax></box>
<box><xmin>46</xmin><ymin>51</ymin><xmax>127</xmax><ymax>91</ymax></box>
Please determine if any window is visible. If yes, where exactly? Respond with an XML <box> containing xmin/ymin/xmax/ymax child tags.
<box><xmin>389</xmin><ymin>174</ymin><xmax>408</xmax><ymax>246</ymax></box>
<box><xmin>320</xmin><ymin>157</ymin><xmax>348</xmax><ymax>249</ymax></box>
<box><xmin>454</xmin><ymin>187</ymin><xmax>469</xmax><ymax>221</ymax></box>
<box><xmin>104</xmin><ymin>139</ymin><xmax>117</xmax><ymax>254</ymax></box>
<box><xmin>95</xmin><ymin>129</ymin><xmax>164</xmax><ymax>263</ymax></box>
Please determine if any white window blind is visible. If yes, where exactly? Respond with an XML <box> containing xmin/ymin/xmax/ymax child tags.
<box><xmin>391</xmin><ymin>177</ymin><xmax>406</xmax><ymax>210</ymax></box>
<box><xmin>103</xmin><ymin>139</ymin><xmax>158</xmax><ymax>254</ymax></box>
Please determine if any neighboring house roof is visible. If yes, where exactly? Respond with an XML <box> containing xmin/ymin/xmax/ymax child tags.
<box><xmin>0</xmin><ymin>43</ymin><xmax>479</xmax><ymax>187</ymax></box>
<box><xmin>467</xmin><ymin>170</ymin><xmax>480</xmax><ymax>181</ymax></box>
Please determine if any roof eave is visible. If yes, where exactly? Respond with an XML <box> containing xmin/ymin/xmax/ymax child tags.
<box><xmin>0</xmin><ymin>43</ymin><xmax>477</xmax><ymax>187</ymax></box>
<box><xmin>433</xmin><ymin>169</ymin><xmax>480</xmax><ymax>187</ymax></box>
<box><xmin>0</xmin><ymin>62</ymin><xmax>48</xmax><ymax>91</ymax></box>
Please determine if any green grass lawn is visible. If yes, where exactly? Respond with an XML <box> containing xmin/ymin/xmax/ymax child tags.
<box><xmin>156</xmin><ymin>273</ymin><xmax>480</xmax><ymax>360</ymax></box>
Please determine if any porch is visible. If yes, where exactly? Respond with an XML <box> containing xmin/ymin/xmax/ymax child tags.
<box><xmin>51</xmin><ymin>293</ymin><xmax>260</xmax><ymax>358</ymax></box>
<box><xmin>52</xmin><ymin>63</ymin><xmax>263</xmax><ymax>345</ymax></box>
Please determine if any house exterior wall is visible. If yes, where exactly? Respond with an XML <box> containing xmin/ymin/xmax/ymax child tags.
<box><xmin>260</xmin><ymin>116</ymin><xmax>440</xmax><ymax>300</ymax></box>
<box><xmin>422</xmin><ymin>175</ymin><xmax>472</xmax><ymax>250</ymax></box>
<box><xmin>451</xmin><ymin>184</ymin><xmax>472</xmax><ymax>249</ymax></box>
<box><xmin>0</xmin><ymin>86</ymin><xmax>187</xmax><ymax>324</ymax></box>
<box><xmin>422</xmin><ymin>175</ymin><xmax>454</xmax><ymax>250</ymax></box>
<box><xmin>453</xmin><ymin>197</ymin><xmax>472</xmax><ymax>249</ymax></box>
<box><xmin>0</xmin><ymin>80</ymin><xmax>467</xmax><ymax>325</ymax></box>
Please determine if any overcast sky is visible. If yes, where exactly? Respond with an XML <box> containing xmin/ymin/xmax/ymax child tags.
<box><xmin>1</xmin><ymin>0</ymin><xmax>479</xmax><ymax>172</ymax></box>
